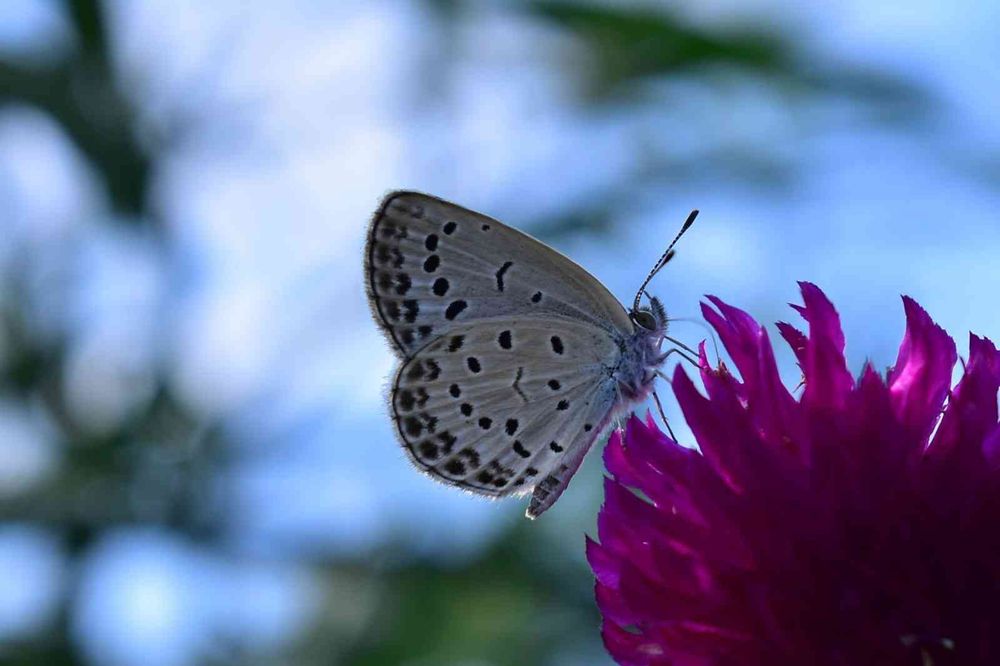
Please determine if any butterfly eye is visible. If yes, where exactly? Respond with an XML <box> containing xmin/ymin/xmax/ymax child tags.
<box><xmin>631</xmin><ymin>310</ymin><xmax>657</xmax><ymax>331</ymax></box>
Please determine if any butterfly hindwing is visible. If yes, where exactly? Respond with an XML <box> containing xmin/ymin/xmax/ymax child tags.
<box><xmin>391</xmin><ymin>316</ymin><xmax>620</xmax><ymax>500</ymax></box>
<box><xmin>366</xmin><ymin>191</ymin><xmax>633</xmax><ymax>357</ymax></box>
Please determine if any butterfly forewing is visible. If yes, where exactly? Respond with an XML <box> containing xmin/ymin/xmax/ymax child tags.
<box><xmin>366</xmin><ymin>191</ymin><xmax>632</xmax><ymax>355</ymax></box>
<box><xmin>392</xmin><ymin>317</ymin><xmax>619</xmax><ymax>498</ymax></box>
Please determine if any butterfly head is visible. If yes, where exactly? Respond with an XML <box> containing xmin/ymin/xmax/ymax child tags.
<box><xmin>630</xmin><ymin>296</ymin><xmax>668</xmax><ymax>336</ymax></box>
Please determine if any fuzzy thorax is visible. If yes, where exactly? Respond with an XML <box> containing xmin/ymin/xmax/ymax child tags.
<box><xmin>613</xmin><ymin>329</ymin><xmax>667</xmax><ymax>402</ymax></box>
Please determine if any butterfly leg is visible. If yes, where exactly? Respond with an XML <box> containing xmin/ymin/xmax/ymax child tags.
<box><xmin>665</xmin><ymin>318</ymin><xmax>721</xmax><ymax>363</ymax></box>
<box><xmin>662</xmin><ymin>344</ymin><xmax>700</xmax><ymax>369</ymax></box>
<box><xmin>651</xmin><ymin>390</ymin><xmax>677</xmax><ymax>441</ymax></box>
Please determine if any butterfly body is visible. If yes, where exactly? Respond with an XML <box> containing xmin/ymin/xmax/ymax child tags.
<box><xmin>612</xmin><ymin>304</ymin><xmax>670</xmax><ymax>403</ymax></box>
<box><xmin>365</xmin><ymin>191</ymin><xmax>683</xmax><ymax>518</ymax></box>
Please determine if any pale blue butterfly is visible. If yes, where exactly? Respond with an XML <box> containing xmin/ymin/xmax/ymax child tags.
<box><xmin>365</xmin><ymin>192</ymin><xmax>696</xmax><ymax>518</ymax></box>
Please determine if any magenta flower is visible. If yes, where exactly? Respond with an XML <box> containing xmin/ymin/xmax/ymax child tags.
<box><xmin>590</xmin><ymin>282</ymin><xmax>1000</xmax><ymax>666</ymax></box>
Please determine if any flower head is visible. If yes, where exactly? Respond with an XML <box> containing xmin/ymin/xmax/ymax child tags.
<box><xmin>590</xmin><ymin>282</ymin><xmax>1000</xmax><ymax>665</ymax></box>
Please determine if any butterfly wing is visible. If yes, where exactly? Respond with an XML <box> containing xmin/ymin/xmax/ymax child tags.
<box><xmin>391</xmin><ymin>316</ymin><xmax>621</xmax><ymax>516</ymax></box>
<box><xmin>365</xmin><ymin>191</ymin><xmax>633</xmax><ymax>358</ymax></box>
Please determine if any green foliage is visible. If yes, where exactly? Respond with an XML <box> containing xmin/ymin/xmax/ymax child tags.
<box><xmin>340</xmin><ymin>531</ymin><xmax>598</xmax><ymax>666</ymax></box>
<box><xmin>532</xmin><ymin>1</ymin><xmax>787</xmax><ymax>95</ymax></box>
<box><xmin>530</xmin><ymin>0</ymin><xmax>926</xmax><ymax>112</ymax></box>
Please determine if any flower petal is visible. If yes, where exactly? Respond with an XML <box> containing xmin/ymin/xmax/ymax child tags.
<box><xmin>776</xmin><ymin>321</ymin><xmax>808</xmax><ymax>368</ymax></box>
<box><xmin>888</xmin><ymin>296</ymin><xmax>957</xmax><ymax>441</ymax></box>
<box><xmin>672</xmin><ymin>366</ymin><xmax>751</xmax><ymax>493</ymax></box>
<box><xmin>701</xmin><ymin>297</ymin><xmax>761</xmax><ymax>386</ymax></box>
<box><xmin>701</xmin><ymin>299</ymin><xmax>802</xmax><ymax>455</ymax></box>
<box><xmin>791</xmin><ymin>282</ymin><xmax>854</xmax><ymax>409</ymax></box>
<box><xmin>601</xmin><ymin>619</ymin><xmax>667</xmax><ymax>666</ymax></box>
<box><xmin>924</xmin><ymin>335</ymin><xmax>1000</xmax><ymax>496</ymax></box>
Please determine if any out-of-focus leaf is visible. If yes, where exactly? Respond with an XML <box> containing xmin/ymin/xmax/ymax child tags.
<box><xmin>529</xmin><ymin>0</ymin><xmax>928</xmax><ymax>117</ymax></box>
<box><xmin>62</xmin><ymin>0</ymin><xmax>107</xmax><ymax>58</ymax></box>
<box><xmin>337</xmin><ymin>525</ymin><xmax>599</xmax><ymax>666</ymax></box>
<box><xmin>799</xmin><ymin>68</ymin><xmax>930</xmax><ymax>122</ymax></box>
<box><xmin>531</xmin><ymin>1</ymin><xmax>788</xmax><ymax>95</ymax></box>
<box><xmin>0</xmin><ymin>0</ymin><xmax>153</xmax><ymax>220</ymax></box>
<box><xmin>528</xmin><ymin>197</ymin><xmax>621</xmax><ymax>241</ymax></box>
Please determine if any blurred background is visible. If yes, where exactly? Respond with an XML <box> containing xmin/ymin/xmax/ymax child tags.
<box><xmin>1</xmin><ymin>1</ymin><xmax>999</xmax><ymax>664</ymax></box>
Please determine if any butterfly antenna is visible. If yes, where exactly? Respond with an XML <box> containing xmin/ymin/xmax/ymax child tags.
<box><xmin>632</xmin><ymin>209</ymin><xmax>699</xmax><ymax>313</ymax></box>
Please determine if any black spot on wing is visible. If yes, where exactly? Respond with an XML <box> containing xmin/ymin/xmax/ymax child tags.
<box><xmin>512</xmin><ymin>366</ymin><xmax>528</xmax><ymax>403</ymax></box>
<box><xmin>505</xmin><ymin>419</ymin><xmax>519</xmax><ymax>436</ymax></box>
<box><xmin>498</xmin><ymin>330</ymin><xmax>512</xmax><ymax>349</ymax></box>
<box><xmin>432</xmin><ymin>277</ymin><xmax>449</xmax><ymax>296</ymax></box>
<box><xmin>512</xmin><ymin>440</ymin><xmax>530</xmax><ymax>458</ymax></box>
<box><xmin>458</xmin><ymin>447</ymin><xmax>481</xmax><ymax>468</ymax></box>
<box><xmin>419</xmin><ymin>441</ymin><xmax>440</xmax><ymax>460</ymax></box>
<box><xmin>402</xmin><ymin>300</ymin><xmax>419</xmax><ymax>323</ymax></box>
<box><xmin>550</xmin><ymin>336</ymin><xmax>564</xmax><ymax>355</ymax></box>
<box><xmin>404</xmin><ymin>416</ymin><xmax>423</xmax><ymax>437</ymax></box>
<box><xmin>445</xmin><ymin>300</ymin><xmax>467</xmax><ymax>320</ymax></box>
<box><xmin>398</xmin><ymin>390</ymin><xmax>415</xmax><ymax>411</ymax></box>
<box><xmin>549</xmin><ymin>441</ymin><xmax>563</xmax><ymax>453</ymax></box>
<box><xmin>405</xmin><ymin>361</ymin><xmax>425</xmax><ymax>381</ymax></box>
<box><xmin>423</xmin><ymin>255</ymin><xmax>440</xmax><ymax>273</ymax></box>
<box><xmin>421</xmin><ymin>413</ymin><xmax>438</xmax><ymax>434</ymax></box>
<box><xmin>394</xmin><ymin>273</ymin><xmax>412</xmax><ymax>295</ymax></box>
<box><xmin>424</xmin><ymin>234</ymin><xmax>438</xmax><ymax>251</ymax></box>
<box><xmin>443</xmin><ymin>220</ymin><xmax>457</xmax><ymax>234</ymax></box>
<box><xmin>467</xmin><ymin>357</ymin><xmax>481</xmax><ymax>373</ymax></box>
<box><xmin>437</xmin><ymin>431</ymin><xmax>457</xmax><ymax>454</ymax></box>
<box><xmin>495</xmin><ymin>261</ymin><xmax>513</xmax><ymax>292</ymax></box>
<box><xmin>415</xmin><ymin>388</ymin><xmax>429</xmax><ymax>407</ymax></box>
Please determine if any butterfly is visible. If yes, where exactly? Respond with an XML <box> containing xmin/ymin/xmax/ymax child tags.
<box><xmin>365</xmin><ymin>191</ymin><xmax>697</xmax><ymax>518</ymax></box>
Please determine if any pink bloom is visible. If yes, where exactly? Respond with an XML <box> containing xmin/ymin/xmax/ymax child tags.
<box><xmin>590</xmin><ymin>282</ymin><xmax>1000</xmax><ymax>665</ymax></box>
